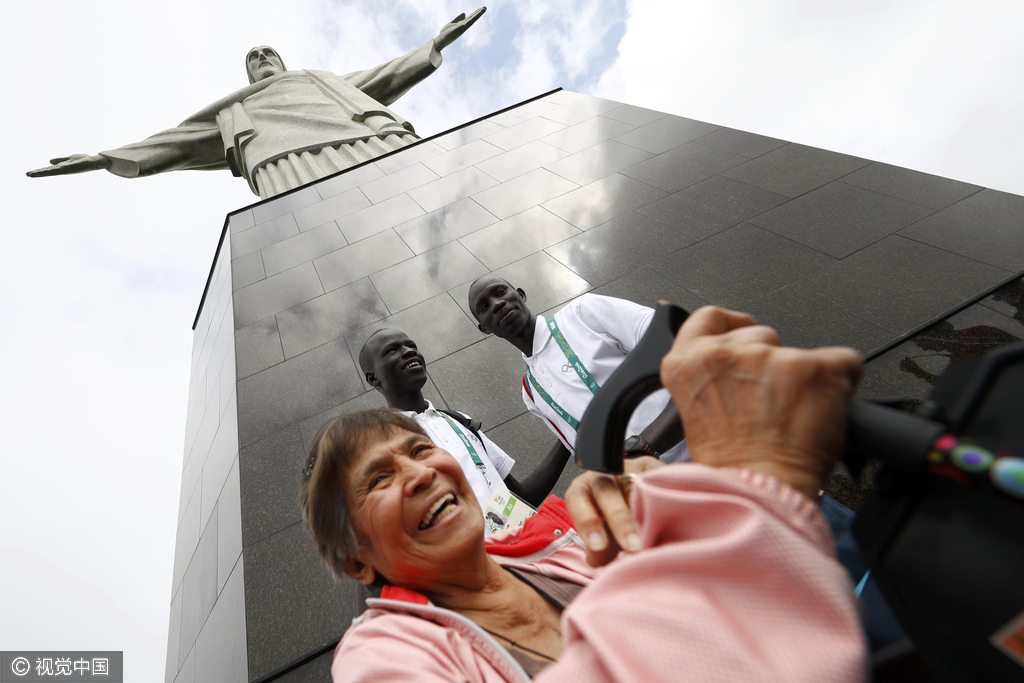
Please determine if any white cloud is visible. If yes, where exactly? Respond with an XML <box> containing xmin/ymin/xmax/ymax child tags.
<box><xmin>609</xmin><ymin>0</ymin><xmax>1024</xmax><ymax>193</ymax></box>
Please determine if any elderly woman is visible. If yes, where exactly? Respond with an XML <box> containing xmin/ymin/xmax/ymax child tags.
<box><xmin>300</xmin><ymin>307</ymin><xmax>870</xmax><ymax>682</ymax></box>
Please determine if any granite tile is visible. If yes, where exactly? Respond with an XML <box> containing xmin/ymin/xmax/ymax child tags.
<box><xmin>620</xmin><ymin>142</ymin><xmax>747</xmax><ymax>193</ymax></box>
<box><xmin>276</xmin><ymin>278</ymin><xmax>390</xmax><ymax>358</ymax></box>
<box><xmin>200</xmin><ymin>390</ymin><xmax>239</xmax><ymax>532</ymax></box>
<box><xmin>543</xmin><ymin>90</ymin><xmax>587</xmax><ymax>105</ymax></box>
<box><xmin>544</xmin><ymin>140</ymin><xmax>654</xmax><ymax>187</ymax></box>
<box><xmin>336</xmin><ymin>193</ymin><xmax>425</xmax><ymax>243</ymax></box>
<box><xmin>239</xmin><ymin>425</ymin><xmax>306</xmax><ymax>548</ymax></box>
<box><xmin>545</xmin><ymin>211</ymin><xmax>691</xmax><ymax>286</ymax></box>
<box><xmin>229</xmin><ymin>209</ymin><xmax>255</xmax><ymax>235</ymax></box>
<box><xmin>651</xmin><ymin>223</ymin><xmax>836</xmax><ymax>308</ymax></box>
<box><xmin>174</xmin><ymin>646</ymin><xmax>194</xmax><ymax>683</ymax></box>
<box><xmin>407</xmin><ymin>166</ymin><xmax>500</xmax><ymax>213</ymax></box>
<box><xmin>898</xmin><ymin>189</ymin><xmax>1024</xmax><ymax>271</ymax></box>
<box><xmin>471</xmin><ymin>168</ymin><xmax>579</xmax><ymax>220</ymax></box>
<box><xmin>695</xmin><ymin>127</ymin><xmax>787</xmax><ymax>158</ymax></box>
<box><xmin>540</xmin><ymin>116</ymin><xmax>635</xmax><ymax>154</ymax></box>
<box><xmin>979</xmin><ymin>277</ymin><xmax>1024</xmax><ymax>322</ymax></box>
<box><xmin>314</xmin><ymin>162</ymin><xmax>385</xmax><ymax>199</ymax></box>
<box><xmin>230</xmin><ymin>213</ymin><xmax>299</xmax><ymax>259</ymax></box>
<box><xmin>459</xmin><ymin>206</ymin><xmax>580</xmax><ymax>270</ymax></box>
<box><xmin>780</xmin><ymin>236</ymin><xmax>1010</xmax><ymax>335</ymax></box>
<box><xmin>235</xmin><ymin>317</ymin><xmax>285</xmax><ymax>379</ymax></box>
<box><xmin>589</xmin><ymin>266</ymin><xmax>708</xmax><ymax>313</ymax></box>
<box><xmin>345</xmin><ymin>293</ymin><xmax>486</xmax><ymax>374</ymax></box>
<box><xmin>180</xmin><ymin>515</ymin><xmax>218</xmax><ymax>661</ymax></box>
<box><xmin>841</xmin><ymin>162</ymin><xmax>982</xmax><ymax>210</ymax></box>
<box><xmin>252</xmin><ymin>185</ymin><xmax>321</xmax><ymax>225</ymax></box>
<box><xmin>484</xmin><ymin>116</ymin><xmax>567</xmax><ymax>151</ymax></box>
<box><xmin>273</xmin><ymin>649</ymin><xmax>334</xmax><ymax>683</ymax></box>
<box><xmin>428</xmin><ymin>336</ymin><xmax>530</xmax><ymax>428</ymax></box>
<box><xmin>857</xmin><ymin>302</ymin><xmax>1024</xmax><ymax>401</ymax></box>
<box><xmin>216</xmin><ymin>458</ymin><xmax>242</xmax><ymax>595</ymax></box>
<box><xmin>375</xmin><ymin>140</ymin><xmax>446</xmax><ymax>175</ymax></box>
<box><xmin>614</xmin><ymin>115</ymin><xmax>720</xmax><ymax>154</ymax></box>
<box><xmin>370</xmin><ymin>241</ymin><xmax>489</xmax><ymax>312</ymax></box>
<box><xmin>601</xmin><ymin>104</ymin><xmax>666</xmax><ymax>127</ymax></box>
<box><xmin>166</xmin><ymin>588</ymin><xmax>183</xmax><ymax>682</ymax></box>
<box><xmin>172</xmin><ymin>486</ymin><xmax>202</xmax><ymax>605</ymax></box>
<box><xmin>749</xmin><ymin>181</ymin><xmax>935</xmax><ymax>258</ymax></box>
<box><xmin>290</xmin><ymin>188</ymin><xmax>370</xmax><ymax>233</ymax></box>
<box><xmin>261</xmin><ymin>221</ymin><xmax>348</xmax><ymax>276</ymax></box>
<box><xmin>313</xmin><ymin>229</ymin><xmax>414</xmax><ymax>292</ymax></box>
<box><xmin>233</xmin><ymin>262</ymin><xmax>324</xmax><ymax>329</ymax></box>
<box><xmin>297</xmin><ymin>376</ymin><xmax>448</xmax><ymax>452</ymax></box>
<box><xmin>422</xmin><ymin>138</ymin><xmax>503</xmax><ymax>176</ymax></box>
<box><xmin>194</xmin><ymin>556</ymin><xmax>246</xmax><ymax>683</ymax></box>
<box><xmin>741</xmin><ymin>285</ymin><xmax>894</xmax><ymax>354</ymax></box>
<box><xmin>486</xmin><ymin>411</ymin><xmax>579</xmax><ymax>500</ymax></box>
<box><xmin>637</xmin><ymin>175</ymin><xmax>789</xmax><ymax>243</ymax></box>
<box><xmin>540</xmin><ymin>95</ymin><xmax>622</xmax><ymax>126</ymax></box>
<box><xmin>236</xmin><ymin>337</ymin><xmax>365</xmax><ymax>448</ymax></box>
<box><xmin>231</xmin><ymin>250</ymin><xmax>266</xmax><ymax>291</ymax></box>
<box><xmin>721</xmin><ymin>143</ymin><xmax>870</xmax><ymax>198</ymax></box>
<box><xmin>448</xmin><ymin>251</ymin><xmax>594</xmax><ymax>322</ymax></box>
<box><xmin>489</xmin><ymin>97</ymin><xmax>561</xmax><ymax>127</ymax></box>
<box><xmin>474</xmin><ymin>140</ymin><xmax>570</xmax><ymax>183</ymax></box>
<box><xmin>394</xmin><ymin>198</ymin><xmax>499</xmax><ymax>254</ymax></box>
<box><xmin>433</xmin><ymin>119</ymin><xmax>507</xmax><ymax>150</ymax></box>
<box><xmin>542</xmin><ymin>173</ymin><xmax>667</xmax><ymax>230</ymax></box>
<box><xmin>244</xmin><ymin>524</ymin><xmax>359</xmax><ymax>680</ymax></box>
<box><xmin>359</xmin><ymin>163</ymin><xmax>439</xmax><ymax>204</ymax></box>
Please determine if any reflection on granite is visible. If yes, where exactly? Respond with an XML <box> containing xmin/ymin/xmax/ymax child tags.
<box><xmin>827</xmin><ymin>277</ymin><xmax>1024</xmax><ymax>511</ymax></box>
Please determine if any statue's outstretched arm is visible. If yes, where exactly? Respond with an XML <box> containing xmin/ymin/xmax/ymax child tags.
<box><xmin>27</xmin><ymin>154</ymin><xmax>111</xmax><ymax>178</ymax></box>
<box><xmin>434</xmin><ymin>7</ymin><xmax>486</xmax><ymax>52</ymax></box>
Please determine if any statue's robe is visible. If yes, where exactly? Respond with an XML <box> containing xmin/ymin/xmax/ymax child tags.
<box><xmin>100</xmin><ymin>40</ymin><xmax>440</xmax><ymax>197</ymax></box>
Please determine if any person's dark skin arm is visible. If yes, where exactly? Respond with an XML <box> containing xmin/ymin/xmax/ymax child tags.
<box><xmin>504</xmin><ymin>441</ymin><xmax>572</xmax><ymax>507</ymax></box>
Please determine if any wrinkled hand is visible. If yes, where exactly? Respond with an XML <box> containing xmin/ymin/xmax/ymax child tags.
<box><xmin>435</xmin><ymin>7</ymin><xmax>486</xmax><ymax>52</ymax></box>
<box><xmin>27</xmin><ymin>154</ymin><xmax>111</xmax><ymax>178</ymax></box>
<box><xmin>565</xmin><ymin>456</ymin><xmax>663</xmax><ymax>567</ymax></box>
<box><xmin>661</xmin><ymin>306</ymin><xmax>863</xmax><ymax>499</ymax></box>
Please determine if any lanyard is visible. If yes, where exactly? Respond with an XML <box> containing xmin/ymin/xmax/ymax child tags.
<box><xmin>438</xmin><ymin>412</ymin><xmax>492</xmax><ymax>487</ymax></box>
<box><xmin>546</xmin><ymin>316</ymin><xmax>601</xmax><ymax>395</ymax></box>
<box><xmin>525</xmin><ymin>316</ymin><xmax>602</xmax><ymax>431</ymax></box>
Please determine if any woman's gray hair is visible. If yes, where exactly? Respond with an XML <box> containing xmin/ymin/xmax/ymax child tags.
<box><xmin>299</xmin><ymin>408</ymin><xmax>425</xmax><ymax>581</ymax></box>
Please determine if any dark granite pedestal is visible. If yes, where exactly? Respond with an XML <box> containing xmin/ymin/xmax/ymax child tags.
<box><xmin>166</xmin><ymin>88</ymin><xmax>1024</xmax><ymax>683</ymax></box>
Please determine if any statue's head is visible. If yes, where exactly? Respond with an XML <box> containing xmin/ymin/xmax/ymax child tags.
<box><xmin>246</xmin><ymin>46</ymin><xmax>287</xmax><ymax>84</ymax></box>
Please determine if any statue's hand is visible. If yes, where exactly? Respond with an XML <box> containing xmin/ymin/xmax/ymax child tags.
<box><xmin>26</xmin><ymin>154</ymin><xmax>111</xmax><ymax>178</ymax></box>
<box><xmin>435</xmin><ymin>6</ymin><xmax>486</xmax><ymax>52</ymax></box>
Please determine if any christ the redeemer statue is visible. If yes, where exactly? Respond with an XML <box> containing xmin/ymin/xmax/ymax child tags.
<box><xmin>28</xmin><ymin>8</ymin><xmax>485</xmax><ymax>199</ymax></box>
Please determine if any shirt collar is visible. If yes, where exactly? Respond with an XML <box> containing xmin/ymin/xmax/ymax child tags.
<box><xmin>523</xmin><ymin>315</ymin><xmax>551</xmax><ymax>362</ymax></box>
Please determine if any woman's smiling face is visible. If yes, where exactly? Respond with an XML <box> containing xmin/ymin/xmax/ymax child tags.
<box><xmin>345</xmin><ymin>427</ymin><xmax>484</xmax><ymax>590</ymax></box>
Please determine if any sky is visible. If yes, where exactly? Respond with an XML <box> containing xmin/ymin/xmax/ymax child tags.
<box><xmin>1</xmin><ymin>1</ymin><xmax>1022</xmax><ymax>681</ymax></box>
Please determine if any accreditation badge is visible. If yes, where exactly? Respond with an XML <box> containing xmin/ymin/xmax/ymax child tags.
<box><xmin>482</xmin><ymin>480</ymin><xmax>536</xmax><ymax>535</ymax></box>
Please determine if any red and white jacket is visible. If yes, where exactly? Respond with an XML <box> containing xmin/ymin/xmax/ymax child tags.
<box><xmin>331</xmin><ymin>464</ymin><xmax>869</xmax><ymax>682</ymax></box>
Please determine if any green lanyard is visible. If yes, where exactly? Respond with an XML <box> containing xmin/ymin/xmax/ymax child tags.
<box><xmin>525</xmin><ymin>317</ymin><xmax>602</xmax><ymax>432</ymax></box>
<box><xmin>546</xmin><ymin>316</ymin><xmax>601</xmax><ymax>395</ymax></box>
<box><xmin>438</xmin><ymin>412</ymin><xmax>492</xmax><ymax>487</ymax></box>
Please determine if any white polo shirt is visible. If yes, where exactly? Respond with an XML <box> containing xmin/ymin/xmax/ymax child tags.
<box><xmin>399</xmin><ymin>401</ymin><xmax>516</xmax><ymax>512</ymax></box>
<box><xmin>520</xmin><ymin>293</ymin><xmax>688</xmax><ymax>463</ymax></box>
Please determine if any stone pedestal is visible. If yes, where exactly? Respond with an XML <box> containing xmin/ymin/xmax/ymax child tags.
<box><xmin>166</xmin><ymin>88</ymin><xmax>1024</xmax><ymax>683</ymax></box>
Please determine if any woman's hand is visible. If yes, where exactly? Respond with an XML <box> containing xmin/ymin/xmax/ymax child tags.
<box><xmin>661</xmin><ymin>306</ymin><xmax>863</xmax><ymax>499</ymax></box>
<box><xmin>565</xmin><ymin>456</ymin><xmax>663</xmax><ymax>567</ymax></box>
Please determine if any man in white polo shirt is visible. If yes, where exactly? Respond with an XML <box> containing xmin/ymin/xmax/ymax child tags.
<box><xmin>359</xmin><ymin>328</ymin><xmax>572</xmax><ymax>533</ymax></box>
<box><xmin>467</xmin><ymin>278</ymin><xmax>688</xmax><ymax>463</ymax></box>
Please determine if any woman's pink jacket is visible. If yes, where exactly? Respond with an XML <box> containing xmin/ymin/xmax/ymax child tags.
<box><xmin>331</xmin><ymin>464</ymin><xmax>868</xmax><ymax>682</ymax></box>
